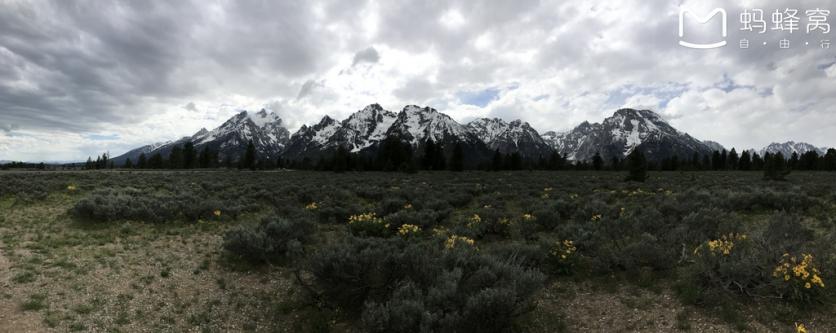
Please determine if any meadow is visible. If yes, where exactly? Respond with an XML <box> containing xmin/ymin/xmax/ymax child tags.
<box><xmin>0</xmin><ymin>170</ymin><xmax>834</xmax><ymax>332</ymax></box>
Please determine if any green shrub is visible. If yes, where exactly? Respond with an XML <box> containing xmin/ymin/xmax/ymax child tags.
<box><xmin>308</xmin><ymin>237</ymin><xmax>545</xmax><ymax>332</ymax></box>
<box><xmin>222</xmin><ymin>217</ymin><xmax>314</xmax><ymax>264</ymax></box>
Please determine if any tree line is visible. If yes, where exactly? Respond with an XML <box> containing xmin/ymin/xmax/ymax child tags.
<box><xmin>69</xmin><ymin>138</ymin><xmax>836</xmax><ymax>174</ymax></box>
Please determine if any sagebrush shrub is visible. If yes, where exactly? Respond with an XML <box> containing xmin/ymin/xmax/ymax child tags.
<box><xmin>308</xmin><ymin>237</ymin><xmax>545</xmax><ymax>332</ymax></box>
<box><xmin>223</xmin><ymin>217</ymin><xmax>314</xmax><ymax>264</ymax></box>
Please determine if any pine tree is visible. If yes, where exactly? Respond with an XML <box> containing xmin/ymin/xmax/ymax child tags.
<box><xmin>763</xmin><ymin>152</ymin><xmax>790</xmax><ymax>181</ymax></box>
<box><xmin>137</xmin><ymin>153</ymin><xmax>147</xmax><ymax>169</ymax></box>
<box><xmin>491</xmin><ymin>149</ymin><xmax>503</xmax><ymax>171</ymax></box>
<box><xmin>124</xmin><ymin>158</ymin><xmax>133</xmax><ymax>169</ymax></box>
<box><xmin>85</xmin><ymin>157</ymin><xmax>94</xmax><ymax>170</ymax></box>
<box><xmin>198</xmin><ymin>146</ymin><xmax>212</xmax><ymax>168</ymax></box>
<box><xmin>183</xmin><ymin>141</ymin><xmax>196</xmax><ymax>169</ymax></box>
<box><xmin>752</xmin><ymin>152</ymin><xmax>764</xmax><ymax>170</ymax></box>
<box><xmin>450</xmin><ymin>143</ymin><xmax>464</xmax><ymax>172</ymax></box>
<box><xmin>243</xmin><ymin>140</ymin><xmax>257</xmax><ymax>170</ymax></box>
<box><xmin>433</xmin><ymin>144</ymin><xmax>446</xmax><ymax>171</ymax></box>
<box><xmin>824</xmin><ymin>149</ymin><xmax>836</xmax><ymax>171</ymax></box>
<box><xmin>333</xmin><ymin>146</ymin><xmax>349</xmax><ymax>173</ymax></box>
<box><xmin>548</xmin><ymin>151</ymin><xmax>564</xmax><ymax>171</ymax></box>
<box><xmin>738</xmin><ymin>150</ymin><xmax>751</xmax><ymax>171</ymax></box>
<box><xmin>789</xmin><ymin>152</ymin><xmax>799</xmax><ymax>170</ymax></box>
<box><xmin>149</xmin><ymin>153</ymin><xmax>164</xmax><ymax>169</ymax></box>
<box><xmin>624</xmin><ymin>149</ymin><xmax>648</xmax><ymax>182</ymax></box>
<box><xmin>592</xmin><ymin>152</ymin><xmax>603</xmax><ymax>171</ymax></box>
<box><xmin>727</xmin><ymin>148</ymin><xmax>739</xmax><ymax>170</ymax></box>
<box><xmin>169</xmin><ymin>146</ymin><xmax>183</xmax><ymax>169</ymax></box>
<box><xmin>508</xmin><ymin>152</ymin><xmax>522</xmax><ymax>171</ymax></box>
<box><xmin>422</xmin><ymin>140</ymin><xmax>437</xmax><ymax>170</ymax></box>
<box><xmin>711</xmin><ymin>151</ymin><xmax>722</xmax><ymax>170</ymax></box>
<box><xmin>691</xmin><ymin>152</ymin><xmax>701</xmax><ymax>170</ymax></box>
<box><xmin>800</xmin><ymin>151</ymin><xmax>818</xmax><ymax>170</ymax></box>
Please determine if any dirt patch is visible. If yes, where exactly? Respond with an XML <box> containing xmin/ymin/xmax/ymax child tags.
<box><xmin>0</xmin><ymin>239</ymin><xmax>47</xmax><ymax>333</ymax></box>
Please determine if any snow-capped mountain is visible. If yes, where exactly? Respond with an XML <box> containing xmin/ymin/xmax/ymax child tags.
<box><xmin>335</xmin><ymin>103</ymin><xmax>398</xmax><ymax>152</ymax></box>
<box><xmin>190</xmin><ymin>109</ymin><xmax>290</xmax><ymax>161</ymax></box>
<box><xmin>385</xmin><ymin>105</ymin><xmax>481</xmax><ymax>146</ymax></box>
<box><xmin>384</xmin><ymin>105</ymin><xmax>491</xmax><ymax>165</ymax></box>
<box><xmin>283</xmin><ymin>104</ymin><xmax>490</xmax><ymax>164</ymax></box>
<box><xmin>543</xmin><ymin>109</ymin><xmax>712</xmax><ymax>162</ymax></box>
<box><xmin>760</xmin><ymin>141</ymin><xmax>827</xmax><ymax>157</ymax></box>
<box><xmin>282</xmin><ymin>115</ymin><xmax>343</xmax><ymax>160</ymax></box>
<box><xmin>467</xmin><ymin>118</ymin><xmax>553</xmax><ymax>158</ymax></box>
<box><xmin>282</xmin><ymin>104</ymin><xmax>398</xmax><ymax>160</ymax></box>
<box><xmin>113</xmin><ymin>104</ymin><xmax>771</xmax><ymax>168</ymax></box>
<box><xmin>703</xmin><ymin>140</ymin><xmax>726</xmax><ymax>153</ymax></box>
<box><xmin>113</xmin><ymin>109</ymin><xmax>289</xmax><ymax>164</ymax></box>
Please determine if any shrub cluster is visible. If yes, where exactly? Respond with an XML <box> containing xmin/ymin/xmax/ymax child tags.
<box><xmin>308</xmin><ymin>237</ymin><xmax>545</xmax><ymax>333</ymax></box>
<box><xmin>223</xmin><ymin>217</ymin><xmax>314</xmax><ymax>264</ymax></box>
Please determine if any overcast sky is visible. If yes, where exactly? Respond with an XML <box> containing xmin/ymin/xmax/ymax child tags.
<box><xmin>1</xmin><ymin>0</ymin><xmax>835</xmax><ymax>162</ymax></box>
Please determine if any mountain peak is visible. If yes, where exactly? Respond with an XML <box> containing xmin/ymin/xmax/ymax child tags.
<box><xmin>318</xmin><ymin>115</ymin><xmax>336</xmax><ymax>126</ymax></box>
<box><xmin>543</xmin><ymin>108</ymin><xmax>709</xmax><ymax>161</ymax></box>
<box><xmin>761</xmin><ymin>141</ymin><xmax>826</xmax><ymax>156</ymax></box>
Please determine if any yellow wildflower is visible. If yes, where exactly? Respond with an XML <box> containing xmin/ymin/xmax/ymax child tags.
<box><xmin>305</xmin><ymin>202</ymin><xmax>318</xmax><ymax>210</ymax></box>
<box><xmin>775</xmin><ymin>253</ymin><xmax>825</xmax><ymax>289</ymax></box>
<box><xmin>795</xmin><ymin>322</ymin><xmax>807</xmax><ymax>333</ymax></box>
<box><xmin>703</xmin><ymin>233</ymin><xmax>745</xmax><ymax>256</ymax></box>
<box><xmin>522</xmin><ymin>213</ymin><xmax>536</xmax><ymax>221</ymax></box>
<box><xmin>67</xmin><ymin>184</ymin><xmax>77</xmax><ymax>192</ymax></box>
<box><xmin>403</xmin><ymin>203</ymin><xmax>413</xmax><ymax>209</ymax></box>
<box><xmin>348</xmin><ymin>212</ymin><xmax>383</xmax><ymax>225</ymax></box>
<box><xmin>591</xmin><ymin>214</ymin><xmax>602</xmax><ymax>222</ymax></box>
<box><xmin>213</xmin><ymin>209</ymin><xmax>222</xmax><ymax>217</ymax></box>
<box><xmin>445</xmin><ymin>235</ymin><xmax>476</xmax><ymax>249</ymax></box>
<box><xmin>467</xmin><ymin>214</ymin><xmax>482</xmax><ymax>228</ymax></box>
<box><xmin>550</xmin><ymin>240</ymin><xmax>577</xmax><ymax>262</ymax></box>
<box><xmin>398</xmin><ymin>224</ymin><xmax>420</xmax><ymax>237</ymax></box>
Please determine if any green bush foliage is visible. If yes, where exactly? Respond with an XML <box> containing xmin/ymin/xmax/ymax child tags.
<box><xmin>223</xmin><ymin>216</ymin><xmax>314</xmax><ymax>264</ymax></box>
<box><xmin>308</xmin><ymin>237</ymin><xmax>545</xmax><ymax>333</ymax></box>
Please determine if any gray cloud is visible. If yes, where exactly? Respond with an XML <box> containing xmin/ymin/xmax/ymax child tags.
<box><xmin>183</xmin><ymin>102</ymin><xmax>198</xmax><ymax>112</ymax></box>
<box><xmin>297</xmin><ymin>79</ymin><xmax>323</xmax><ymax>100</ymax></box>
<box><xmin>0</xmin><ymin>123</ymin><xmax>19</xmax><ymax>133</ymax></box>
<box><xmin>1</xmin><ymin>0</ymin><xmax>835</xmax><ymax>161</ymax></box>
<box><xmin>352</xmin><ymin>47</ymin><xmax>380</xmax><ymax>66</ymax></box>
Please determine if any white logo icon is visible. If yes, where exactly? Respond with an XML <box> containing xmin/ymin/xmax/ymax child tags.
<box><xmin>679</xmin><ymin>8</ymin><xmax>728</xmax><ymax>49</ymax></box>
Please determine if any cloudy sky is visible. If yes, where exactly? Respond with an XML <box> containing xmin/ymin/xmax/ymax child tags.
<box><xmin>1</xmin><ymin>0</ymin><xmax>835</xmax><ymax>162</ymax></box>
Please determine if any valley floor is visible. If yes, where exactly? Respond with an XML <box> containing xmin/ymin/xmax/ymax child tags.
<box><xmin>0</xmin><ymin>170</ymin><xmax>834</xmax><ymax>332</ymax></box>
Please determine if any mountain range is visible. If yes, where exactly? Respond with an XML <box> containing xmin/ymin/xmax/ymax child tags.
<box><xmin>111</xmin><ymin>104</ymin><xmax>832</xmax><ymax>166</ymax></box>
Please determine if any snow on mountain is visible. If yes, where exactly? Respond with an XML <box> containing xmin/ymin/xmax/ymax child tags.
<box><xmin>284</xmin><ymin>104</ymin><xmax>493</xmax><ymax>165</ymax></box>
<box><xmin>760</xmin><ymin>141</ymin><xmax>827</xmax><ymax>157</ymax></box>
<box><xmin>282</xmin><ymin>104</ymin><xmax>399</xmax><ymax>159</ymax></box>
<box><xmin>542</xmin><ymin>109</ymin><xmax>712</xmax><ymax>162</ymax></box>
<box><xmin>113</xmin><ymin>104</ymin><xmax>774</xmax><ymax>167</ymax></box>
<box><xmin>386</xmin><ymin>105</ymin><xmax>476</xmax><ymax>146</ymax></box>
<box><xmin>468</xmin><ymin>118</ymin><xmax>553</xmax><ymax>158</ymax></box>
<box><xmin>336</xmin><ymin>104</ymin><xmax>398</xmax><ymax>152</ymax></box>
<box><xmin>467</xmin><ymin>118</ymin><xmax>510</xmax><ymax>144</ymax></box>
<box><xmin>113</xmin><ymin>109</ymin><xmax>289</xmax><ymax>165</ymax></box>
<box><xmin>702</xmin><ymin>140</ymin><xmax>726</xmax><ymax>152</ymax></box>
<box><xmin>282</xmin><ymin>116</ymin><xmax>342</xmax><ymax>160</ymax></box>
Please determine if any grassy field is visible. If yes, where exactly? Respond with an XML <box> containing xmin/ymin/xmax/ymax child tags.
<box><xmin>0</xmin><ymin>170</ymin><xmax>834</xmax><ymax>332</ymax></box>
